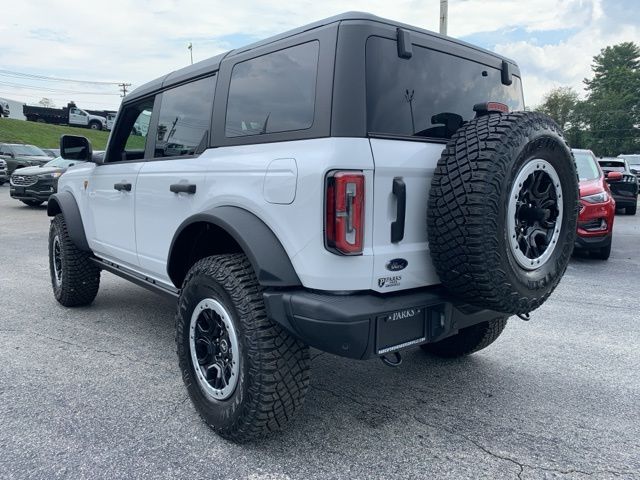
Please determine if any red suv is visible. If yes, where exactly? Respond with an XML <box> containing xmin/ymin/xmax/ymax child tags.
<box><xmin>572</xmin><ymin>149</ymin><xmax>616</xmax><ymax>259</ymax></box>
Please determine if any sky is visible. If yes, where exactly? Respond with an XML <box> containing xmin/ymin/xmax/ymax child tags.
<box><xmin>0</xmin><ymin>0</ymin><xmax>638</xmax><ymax>112</ymax></box>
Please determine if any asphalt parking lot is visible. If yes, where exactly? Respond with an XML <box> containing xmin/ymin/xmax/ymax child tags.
<box><xmin>0</xmin><ymin>187</ymin><xmax>638</xmax><ymax>480</ymax></box>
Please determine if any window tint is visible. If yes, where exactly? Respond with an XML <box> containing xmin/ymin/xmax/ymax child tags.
<box><xmin>366</xmin><ymin>36</ymin><xmax>524</xmax><ymax>140</ymax></box>
<box><xmin>106</xmin><ymin>98</ymin><xmax>154</xmax><ymax>162</ymax></box>
<box><xmin>225</xmin><ymin>41</ymin><xmax>319</xmax><ymax>137</ymax></box>
<box><xmin>154</xmin><ymin>75</ymin><xmax>216</xmax><ymax>158</ymax></box>
<box><xmin>574</xmin><ymin>151</ymin><xmax>600</xmax><ymax>180</ymax></box>
<box><xmin>598</xmin><ymin>160</ymin><xmax>626</xmax><ymax>172</ymax></box>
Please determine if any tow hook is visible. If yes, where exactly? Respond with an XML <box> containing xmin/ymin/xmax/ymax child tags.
<box><xmin>517</xmin><ymin>312</ymin><xmax>531</xmax><ymax>321</ymax></box>
<box><xmin>380</xmin><ymin>351</ymin><xmax>402</xmax><ymax>367</ymax></box>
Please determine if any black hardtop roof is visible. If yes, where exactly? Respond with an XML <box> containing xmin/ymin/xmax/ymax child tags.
<box><xmin>125</xmin><ymin>11</ymin><xmax>517</xmax><ymax>103</ymax></box>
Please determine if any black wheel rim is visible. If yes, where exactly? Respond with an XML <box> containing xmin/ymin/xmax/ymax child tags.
<box><xmin>52</xmin><ymin>235</ymin><xmax>62</xmax><ymax>287</ymax></box>
<box><xmin>507</xmin><ymin>159</ymin><xmax>563</xmax><ymax>270</ymax></box>
<box><xmin>189</xmin><ymin>298</ymin><xmax>239</xmax><ymax>400</ymax></box>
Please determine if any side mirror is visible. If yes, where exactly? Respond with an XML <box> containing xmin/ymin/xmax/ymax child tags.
<box><xmin>60</xmin><ymin>135</ymin><xmax>94</xmax><ymax>162</ymax></box>
<box><xmin>607</xmin><ymin>171</ymin><xmax>623</xmax><ymax>181</ymax></box>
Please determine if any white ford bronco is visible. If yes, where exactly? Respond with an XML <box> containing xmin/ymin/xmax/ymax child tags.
<box><xmin>47</xmin><ymin>12</ymin><xmax>578</xmax><ymax>442</ymax></box>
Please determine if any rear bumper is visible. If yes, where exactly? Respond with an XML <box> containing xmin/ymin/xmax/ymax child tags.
<box><xmin>264</xmin><ymin>287</ymin><xmax>504</xmax><ymax>360</ymax></box>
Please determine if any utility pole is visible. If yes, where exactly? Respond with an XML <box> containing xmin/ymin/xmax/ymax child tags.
<box><xmin>188</xmin><ymin>42</ymin><xmax>193</xmax><ymax>65</ymax></box>
<box><xmin>440</xmin><ymin>0</ymin><xmax>448</xmax><ymax>36</ymax></box>
<box><xmin>118</xmin><ymin>82</ymin><xmax>131</xmax><ymax>98</ymax></box>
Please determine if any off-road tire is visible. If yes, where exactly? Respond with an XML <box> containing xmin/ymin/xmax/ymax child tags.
<box><xmin>48</xmin><ymin>214</ymin><xmax>100</xmax><ymax>307</ymax></box>
<box><xmin>427</xmin><ymin>112</ymin><xmax>579</xmax><ymax>315</ymax></box>
<box><xmin>22</xmin><ymin>199</ymin><xmax>43</xmax><ymax>207</ymax></box>
<box><xmin>176</xmin><ymin>254</ymin><xmax>310</xmax><ymax>442</ymax></box>
<box><xmin>591</xmin><ymin>243</ymin><xmax>611</xmax><ymax>260</ymax></box>
<box><xmin>626</xmin><ymin>203</ymin><xmax>637</xmax><ymax>215</ymax></box>
<box><xmin>421</xmin><ymin>317</ymin><xmax>508</xmax><ymax>358</ymax></box>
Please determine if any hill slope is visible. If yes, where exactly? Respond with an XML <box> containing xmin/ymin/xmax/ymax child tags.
<box><xmin>0</xmin><ymin>118</ymin><xmax>110</xmax><ymax>150</ymax></box>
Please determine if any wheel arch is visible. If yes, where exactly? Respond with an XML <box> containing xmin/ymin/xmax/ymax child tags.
<box><xmin>47</xmin><ymin>191</ymin><xmax>91</xmax><ymax>251</ymax></box>
<box><xmin>167</xmin><ymin>206</ymin><xmax>301</xmax><ymax>289</ymax></box>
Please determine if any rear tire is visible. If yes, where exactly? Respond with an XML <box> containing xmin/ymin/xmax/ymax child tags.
<box><xmin>49</xmin><ymin>214</ymin><xmax>100</xmax><ymax>307</ymax></box>
<box><xmin>176</xmin><ymin>254</ymin><xmax>310</xmax><ymax>442</ymax></box>
<box><xmin>591</xmin><ymin>243</ymin><xmax>611</xmax><ymax>260</ymax></box>
<box><xmin>421</xmin><ymin>317</ymin><xmax>508</xmax><ymax>358</ymax></box>
<box><xmin>626</xmin><ymin>203</ymin><xmax>637</xmax><ymax>215</ymax></box>
<box><xmin>21</xmin><ymin>199</ymin><xmax>43</xmax><ymax>207</ymax></box>
<box><xmin>427</xmin><ymin>112</ymin><xmax>578</xmax><ymax>315</ymax></box>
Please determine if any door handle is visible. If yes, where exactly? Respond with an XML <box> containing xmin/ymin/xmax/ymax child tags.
<box><xmin>170</xmin><ymin>183</ymin><xmax>196</xmax><ymax>194</ymax></box>
<box><xmin>114</xmin><ymin>182</ymin><xmax>132</xmax><ymax>192</ymax></box>
<box><xmin>391</xmin><ymin>177</ymin><xmax>406</xmax><ymax>243</ymax></box>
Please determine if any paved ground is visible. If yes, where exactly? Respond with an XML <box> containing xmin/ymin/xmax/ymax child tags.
<box><xmin>0</xmin><ymin>186</ymin><xmax>638</xmax><ymax>480</ymax></box>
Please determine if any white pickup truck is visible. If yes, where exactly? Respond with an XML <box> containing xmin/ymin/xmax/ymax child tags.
<box><xmin>23</xmin><ymin>102</ymin><xmax>106</xmax><ymax>130</ymax></box>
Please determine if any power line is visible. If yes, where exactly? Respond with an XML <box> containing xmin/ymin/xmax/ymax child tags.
<box><xmin>0</xmin><ymin>69</ymin><xmax>122</xmax><ymax>85</ymax></box>
<box><xmin>0</xmin><ymin>80</ymin><xmax>121</xmax><ymax>96</ymax></box>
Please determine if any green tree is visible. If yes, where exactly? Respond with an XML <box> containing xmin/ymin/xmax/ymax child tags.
<box><xmin>536</xmin><ymin>87</ymin><xmax>586</xmax><ymax>148</ymax></box>
<box><xmin>582</xmin><ymin>42</ymin><xmax>640</xmax><ymax>156</ymax></box>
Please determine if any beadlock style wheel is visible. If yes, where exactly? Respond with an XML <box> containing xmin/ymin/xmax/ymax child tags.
<box><xmin>189</xmin><ymin>298</ymin><xmax>240</xmax><ymax>401</ymax></box>
<box><xmin>506</xmin><ymin>159</ymin><xmax>563</xmax><ymax>271</ymax></box>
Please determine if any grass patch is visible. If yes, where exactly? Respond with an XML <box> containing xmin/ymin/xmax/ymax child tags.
<box><xmin>0</xmin><ymin>117</ymin><xmax>110</xmax><ymax>150</ymax></box>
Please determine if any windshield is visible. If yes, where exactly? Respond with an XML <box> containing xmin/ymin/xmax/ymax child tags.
<box><xmin>43</xmin><ymin>157</ymin><xmax>84</xmax><ymax>168</ymax></box>
<box><xmin>573</xmin><ymin>151</ymin><xmax>600</xmax><ymax>180</ymax></box>
<box><xmin>366</xmin><ymin>36</ymin><xmax>524</xmax><ymax>140</ymax></box>
<box><xmin>598</xmin><ymin>160</ymin><xmax>625</xmax><ymax>172</ymax></box>
<box><xmin>620</xmin><ymin>155</ymin><xmax>640</xmax><ymax>168</ymax></box>
<box><xmin>12</xmin><ymin>145</ymin><xmax>47</xmax><ymax>156</ymax></box>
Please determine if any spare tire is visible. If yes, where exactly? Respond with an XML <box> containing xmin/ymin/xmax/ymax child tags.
<box><xmin>427</xmin><ymin>111</ymin><xmax>578</xmax><ymax>315</ymax></box>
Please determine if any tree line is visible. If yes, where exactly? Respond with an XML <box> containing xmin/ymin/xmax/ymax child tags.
<box><xmin>535</xmin><ymin>42</ymin><xmax>640</xmax><ymax>157</ymax></box>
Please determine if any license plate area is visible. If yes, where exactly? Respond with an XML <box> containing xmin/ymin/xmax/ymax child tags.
<box><xmin>14</xmin><ymin>186</ymin><xmax>25</xmax><ymax>194</ymax></box>
<box><xmin>376</xmin><ymin>307</ymin><xmax>426</xmax><ymax>354</ymax></box>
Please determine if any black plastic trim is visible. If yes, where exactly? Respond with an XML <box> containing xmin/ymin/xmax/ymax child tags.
<box><xmin>397</xmin><ymin>28</ymin><xmax>413</xmax><ymax>58</ymax></box>
<box><xmin>391</xmin><ymin>177</ymin><xmax>406</xmax><ymax>243</ymax></box>
<box><xmin>168</xmin><ymin>206</ymin><xmax>301</xmax><ymax>288</ymax></box>
<box><xmin>92</xmin><ymin>257</ymin><xmax>179</xmax><ymax>300</ymax></box>
<box><xmin>46</xmin><ymin>191</ymin><xmax>90</xmax><ymax>251</ymax></box>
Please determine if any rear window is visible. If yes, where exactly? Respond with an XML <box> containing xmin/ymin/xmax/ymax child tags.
<box><xmin>574</xmin><ymin>151</ymin><xmax>601</xmax><ymax>180</ymax></box>
<box><xmin>225</xmin><ymin>41</ymin><xmax>319</xmax><ymax>137</ymax></box>
<box><xmin>598</xmin><ymin>160</ymin><xmax>625</xmax><ymax>172</ymax></box>
<box><xmin>366</xmin><ymin>36</ymin><xmax>524</xmax><ymax>140</ymax></box>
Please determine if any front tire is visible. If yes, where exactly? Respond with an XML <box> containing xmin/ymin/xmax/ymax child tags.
<box><xmin>626</xmin><ymin>203</ymin><xmax>637</xmax><ymax>215</ymax></box>
<box><xmin>89</xmin><ymin>121</ymin><xmax>102</xmax><ymax>130</ymax></box>
<box><xmin>176</xmin><ymin>254</ymin><xmax>310</xmax><ymax>442</ymax></box>
<box><xmin>591</xmin><ymin>243</ymin><xmax>611</xmax><ymax>260</ymax></box>
<box><xmin>49</xmin><ymin>214</ymin><xmax>100</xmax><ymax>307</ymax></box>
<box><xmin>421</xmin><ymin>317</ymin><xmax>508</xmax><ymax>358</ymax></box>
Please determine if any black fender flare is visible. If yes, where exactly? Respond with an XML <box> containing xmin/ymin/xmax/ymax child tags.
<box><xmin>168</xmin><ymin>206</ymin><xmax>301</xmax><ymax>288</ymax></box>
<box><xmin>47</xmin><ymin>191</ymin><xmax>91</xmax><ymax>251</ymax></box>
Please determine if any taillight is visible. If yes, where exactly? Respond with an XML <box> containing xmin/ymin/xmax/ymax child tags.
<box><xmin>325</xmin><ymin>171</ymin><xmax>365</xmax><ymax>255</ymax></box>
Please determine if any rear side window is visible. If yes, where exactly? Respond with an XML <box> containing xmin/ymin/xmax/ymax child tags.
<box><xmin>366</xmin><ymin>36</ymin><xmax>524</xmax><ymax>140</ymax></box>
<box><xmin>154</xmin><ymin>75</ymin><xmax>216</xmax><ymax>158</ymax></box>
<box><xmin>598</xmin><ymin>160</ymin><xmax>625</xmax><ymax>172</ymax></box>
<box><xmin>574</xmin><ymin>151</ymin><xmax>601</xmax><ymax>180</ymax></box>
<box><xmin>225</xmin><ymin>41</ymin><xmax>319</xmax><ymax>137</ymax></box>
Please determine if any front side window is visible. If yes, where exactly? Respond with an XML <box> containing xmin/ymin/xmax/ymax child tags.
<box><xmin>154</xmin><ymin>75</ymin><xmax>216</xmax><ymax>158</ymax></box>
<box><xmin>366</xmin><ymin>36</ymin><xmax>524</xmax><ymax>140</ymax></box>
<box><xmin>106</xmin><ymin>98</ymin><xmax>154</xmax><ymax>162</ymax></box>
<box><xmin>225</xmin><ymin>41</ymin><xmax>319</xmax><ymax>137</ymax></box>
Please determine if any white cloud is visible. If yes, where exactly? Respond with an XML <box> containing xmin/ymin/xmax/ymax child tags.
<box><xmin>0</xmin><ymin>0</ymin><xmax>637</xmax><ymax>109</ymax></box>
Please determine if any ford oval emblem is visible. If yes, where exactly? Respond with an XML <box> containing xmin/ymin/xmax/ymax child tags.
<box><xmin>386</xmin><ymin>258</ymin><xmax>408</xmax><ymax>272</ymax></box>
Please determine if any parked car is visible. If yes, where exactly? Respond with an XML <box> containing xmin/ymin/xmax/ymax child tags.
<box><xmin>0</xmin><ymin>99</ymin><xmax>9</xmax><ymax>117</ymax></box>
<box><xmin>41</xmin><ymin>148</ymin><xmax>60</xmax><ymax>158</ymax></box>
<box><xmin>618</xmin><ymin>154</ymin><xmax>640</xmax><ymax>179</ymax></box>
<box><xmin>46</xmin><ymin>12</ymin><xmax>579</xmax><ymax>442</ymax></box>
<box><xmin>598</xmin><ymin>157</ymin><xmax>638</xmax><ymax>215</ymax></box>
<box><xmin>0</xmin><ymin>158</ymin><xmax>7</xmax><ymax>185</ymax></box>
<box><xmin>23</xmin><ymin>102</ymin><xmax>106</xmax><ymax>130</ymax></box>
<box><xmin>573</xmin><ymin>149</ymin><xmax>616</xmax><ymax>259</ymax></box>
<box><xmin>9</xmin><ymin>156</ymin><xmax>85</xmax><ymax>207</ymax></box>
<box><xmin>106</xmin><ymin>112</ymin><xmax>116</xmax><ymax>131</ymax></box>
<box><xmin>0</xmin><ymin>143</ymin><xmax>50</xmax><ymax>174</ymax></box>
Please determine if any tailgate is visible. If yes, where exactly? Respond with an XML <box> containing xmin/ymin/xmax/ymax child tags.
<box><xmin>369</xmin><ymin>138</ymin><xmax>442</xmax><ymax>293</ymax></box>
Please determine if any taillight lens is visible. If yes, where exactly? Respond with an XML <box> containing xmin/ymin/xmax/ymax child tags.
<box><xmin>325</xmin><ymin>171</ymin><xmax>365</xmax><ymax>255</ymax></box>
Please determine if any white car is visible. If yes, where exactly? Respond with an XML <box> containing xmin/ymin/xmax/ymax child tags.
<box><xmin>46</xmin><ymin>12</ymin><xmax>579</xmax><ymax>442</ymax></box>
